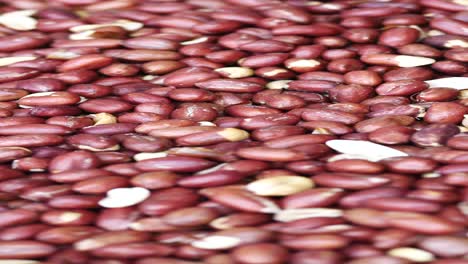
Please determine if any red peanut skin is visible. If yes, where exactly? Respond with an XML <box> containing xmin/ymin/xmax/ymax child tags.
<box><xmin>36</xmin><ymin>226</ymin><xmax>102</xmax><ymax>244</ymax></box>
<box><xmin>424</xmin><ymin>102</ymin><xmax>468</xmax><ymax>124</ymax></box>
<box><xmin>178</xmin><ymin>170</ymin><xmax>246</xmax><ymax>188</ymax></box>
<box><xmin>136</xmin><ymin>157</ymin><xmax>215</xmax><ymax>173</ymax></box>
<box><xmin>0</xmin><ymin>209</ymin><xmax>39</xmax><ymax>228</ymax></box>
<box><xmin>385</xmin><ymin>212</ymin><xmax>464</xmax><ymax>235</ymax></box>
<box><xmin>0</xmin><ymin>1</ymin><xmax>466</xmax><ymax>263</ymax></box>
<box><xmin>313</xmin><ymin>173</ymin><xmax>390</xmax><ymax>190</ymax></box>
<box><xmin>91</xmin><ymin>243</ymin><xmax>175</xmax><ymax>258</ymax></box>
<box><xmin>72</xmin><ymin>176</ymin><xmax>129</xmax><ymax>194</ymax></box>
<box><xmin>139</xmin><ymin>188</ymin><xmax>200</xmax><ymax>216</ymax></box>
<box><xmin>231</xmin><ymin>243</ymin><xmax>289</xmax><ymax>264</ymax></box>
<box><xmin>0</xmin><ymin>240</ymin><xmax>56</xmax><ymax>258</ymax></box>
<box><xmin>0</xmin><ymin>224</ymin><xmax>49</xmax><ymax>241</ymax></box>
<box><xmin>74</xmin><ymin>230</ymin><xmax>151</xmax><ymax>251</ymax></box>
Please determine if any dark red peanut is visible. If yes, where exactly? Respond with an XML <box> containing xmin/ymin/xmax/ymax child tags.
<box><xmin>0</xmin><ymin>1</ymin><xmax>465</xmax><ymax>263</ymax></box>
<box><xmin>138</xmin><ymin>188</ymin><xmax>200</xmax><ymax>216</ymax></box>
<box><xmin>0</xmin><ymin>240</ymin><xmax>56</xmax><ymax>258</ymax></box>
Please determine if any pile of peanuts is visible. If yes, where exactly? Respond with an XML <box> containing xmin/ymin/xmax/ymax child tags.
<box><xmin>0</xmin><ymin>0</ymin><xmax>467</xmax><ymax>263</ymax></box>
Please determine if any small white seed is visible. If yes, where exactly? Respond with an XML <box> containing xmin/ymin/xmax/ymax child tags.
<box><xmin>312</xmin><ymin>128</ymin><xmax>332</xmax><ymax>135</ymax></box>
<box><xmin>246</xmin><ymin>176</ymin><xmax>314</xmax><ymax>196</ymax></box>
<box><xmin>454</xmin><ymin>0</ymin><xmax>468</xmax><ymax>6</ymax></box>
<box><xmin>285</xmin><ymin>59</ymin><xmax>321</xmax><ymax>69</ymax></box>
<box><xmin>0</xmin><ymin>56</ymin><xmax>37</xmax><ymax>66</ymax></box>
<box><xmin>112</xmin><ymin>19</ymin><xmax>144</xmax><ymax>31</ymax></box>
<box><xmin>445</xmin><ymin>39</ymin><xmax>468</xmax><ymax>48</ymax></box>
<box><xmin>142</xmin><ymin>75</ymin><xmax>156</xmax><ymax>81</ymax></box>
<box><xmin>209</xmin><ymin>217</ymin><xmax>231</xmax><ymax>230</ymax></box>
<box><xmin>313</xmin><ymin>224</ymin><xmax>353</xmax><ymax>232</ymax></box>
<box><xmin>58</xmin><ymin>212</ymin><xmax>83</xmax><ymax>223</ymax></box>
<box><xmin>1</xmin><ymin>10</ymin><xmax>37</xmax><ymax>17</ymax></box>
<box><xmin>198</xmin><ymin>121</ymin><xmax>217</xmax><ymax>127</ymax></box>
<box><xmin>426</xmin><ymin>29</ymin><xmax>445</xmax><ymax>36</ymax></box>
<box><xmin>387</xmin><ymin>247</ymin><xmax>435</xmax><ymax>262</ymax></box>
<box><xmin>78</xmin><ymin>96</ymin><xmax>87</xmax><ymax>104</ymax></box>
<box><xmin>425</xmin><ymin>77</ymin><xmax>468</xmax><ymax>90</ymax></box>
<box><xmin>69</xmin><ymin>30</ymin><xmax>95</xmax><ymax>40</ymax></box>
<box><xmin>459</xmin><ymin>90</ymin><xmax>468</xmax><ymax>99</ymax></box>
<box><xmin>133</xmin><ymin>152</ymin><xmax>168</xmax><ymax>161</ymax></box>
<box><xmin>274</xmin><ymin>208</ymin><xmax>343</xmax><ymax>222</ymax></box>
<box><xmin>47</xmin><ymin>50</ymin><xmax>81</xmax><ymax>60</ymax></box>
<box><xmin>266</xmin><ymin>80</ymin><xmax>292</xmax><ymax>89</ymax></box>
<box><xmin>321</xmin><ymin>3</ymin><xmax>342</xmax><ymax>9</ymax></box>
<box><xmin>90</xmin><ymin>113</ymin><xmax>117</xmax><ymax>126</ymax></box>
<box><xmin>463</xmin><ymin>115</ymin><xmax>468</xmax><ymax>128</ymax></box>
<box><xmin>394</xmin><ymin>55</ymin><xmax>435</xmax><ymax>67</ymax></box>
<box><xmin>458</xmin><ymin>126</ymin><xmax>468</xmax><ymax>132</ymax></box>
<box><xmin>214</xmin><ymin>67</ymin><xmax>254</xmax><ymax>79</ymax></box>
<box><xmin>422</xmin><ymin>172</ymin><xmax>441</xmax><ymax>178</ymax></box>
<box><xmin>0</xmin><ymin>13</ymin><xmax>37</xmax><ymax>31</ymax></box>
<box><xmin>457</xmin><ymin>201</ymin><xmax>468</xmax><ymax>216</ymax></box>
<box><xmin>217</xmin><ymin>128</ymin><xmax>250</xmax><ymax>142</ymax></box>
<box><xmin>262</xmin><ymin>69</ymin><xmax>289</xmax><ymax>77</ymax></box>
<box><xmin>326</xmin><ymin>140</ymin><xmax>408</xmax><ymax>161</ymax></box>
<box><xmin>181</xmin><ymin>37</ymin><xmax>209</xmax><ymax>45</ymax></box>
<box><xmin>191</xmin><ymin>235</ymin><xmax>241</xmax><ymax>250</ymax></box>
<box><xmin>98</xmin><ymin>187</ymin><xmax>150</xmax><ymax>208</ymax></box>
<box><xmin>74</xmin><ymin>238</ymin><xmax>104</xmax><ymax>251</ymax></box>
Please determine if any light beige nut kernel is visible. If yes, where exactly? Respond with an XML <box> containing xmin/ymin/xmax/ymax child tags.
<box><xmin>214</xmin><ymin>67</ymin><xmax>254</xmax><ymax>79</ymax></box>
<box><xmin>191</xmin><ymin>236</ymin><xmax>241</xmax><ymax>250</ymax></box>
<box><xmin>246</xmin><ymin>176</ymin><xmax>314</xmax><ymax>196</ymax></box>
<box><xmin>266</xmin><ymin>80</ymin><xmax>292</xmax><ymax>90</ymax></box>
<box><xmin>274</xmin><ymin>208</ymin><xmax>343</xmax><ymax>222</ymax></box>
<box><xmin>217</xmin><ymin>128</ymin><xmax>250</xmax><ymax>142</ymax></box>
<box><xmin>387</xmin><ymin>247</ymin><xmax>435</xmax><ymax>262</ymax></box>
<box><xmin>394</xmin><ymin>55</ymin><xmax>435</xmax><ymax>67</ymax></box>
<box><xmin>90</xmin><ymin>113</ymin><xmax>117</xmax><ymax>125</ymax></box>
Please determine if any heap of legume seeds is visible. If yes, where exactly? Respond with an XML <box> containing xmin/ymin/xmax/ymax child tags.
<box><xmin>0</xmin><ymin>0</ymin><xmax>467</xmax><ymax>263</ymax></box>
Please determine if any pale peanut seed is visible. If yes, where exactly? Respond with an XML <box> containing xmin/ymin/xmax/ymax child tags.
<box><xmin>215</xmin><ymin>67</ymin><xmax>254</xmax><ymax>79</ymax></box>
<box><xmin>191</xmin><ymin>235</ymin><xmax>241</xmax><ymax>250</ymax></box>
<box><xmin>98</xmin><ymin>187</ymin><xmax>150</xmax><ymax>208</ymax></box>
<box><xmin>286</xmin><ymin>59</ymin><xmax>320</xmax><ymax>69</ymax></box>
<box><xmin>90</xmin><ymin>113</ymin><xmax>117</xmax><ymax>125</ymax></box>
<box><xmin>274</xmin><ymin>208</ymin><xmax>343</xmax><ymax>222</ymax></box>
<box><xmin>0</xmin><ymin>15</ymin><xmax>37</xmax><ymax>31</ymax></box>
<box><xmin>326</xmin><ymin>140</ymin><xmax>408</xmax><ymax>161</ymax></box>
<box><xmin>246</xmin><ymin>176</ymin><xmax>314</xmax><ymax>196</ymax></box>
<box><xmin>217</xmin><ymin>128</ymin><xmax>250</xmax><ymax>142</ymax></box>
<box><xmin>181</xmin><ymin>37</ymin><xmax>209</xmax><ymax>45</ymax></box>
<box><xmin>394</xmin><ymin>55</ymin><xmax>435</xmax><ymax>67</ymax></box>
<box><xmin>387</xmin><ymin>247</ymin><xmax>435</xmax><ymax>262</ymax></box>
<box><xmin>133</xmin><ymin>151</ymin><xmax>169</xmax><ymax>161</ymax></box>
<box><xmin>0</xmin><ymin>56</ymin><xmax>37</xmax><ymax>66</ymax></box>
<box><xmin>266</xmin><ymin>80</ymin><xmax>292</xmax><ymax>89</ymax></box>
<box><xmin>426</xmin><ymin>77</ymin><xmax>468</xmax><ymax>90</ymax></box>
